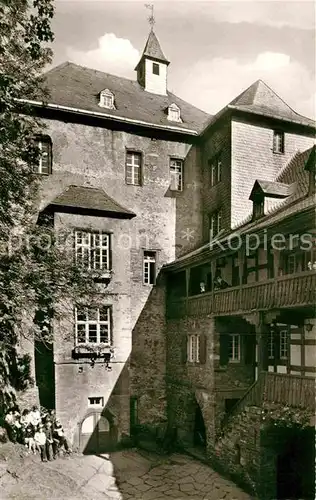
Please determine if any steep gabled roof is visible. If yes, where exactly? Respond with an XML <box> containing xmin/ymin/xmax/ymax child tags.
<box><xmin>37</xmin><ymin>62</ymin><xmax>209</xmax><ymax>134</ymax></box>
<box><xmin>45</xmin><ymin>185</ymin><xmax>136</xmax><ymax>219</ymax></box>
<box><xmin>137</xmin><ymin>29</ymin><xmax>169</xmax><ymax>65</ymax></box>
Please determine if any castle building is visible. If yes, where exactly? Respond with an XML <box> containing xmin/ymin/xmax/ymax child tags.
<box><xmin>19</xmin><ymin>28</ymin><xmax>315</xmax><ymax>497</ymax></box>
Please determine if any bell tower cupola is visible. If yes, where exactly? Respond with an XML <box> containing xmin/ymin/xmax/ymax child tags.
<box><xmin>135</xmin><ymin>28</ymin><xmax>170</xmax><ymax>95</ymax></box>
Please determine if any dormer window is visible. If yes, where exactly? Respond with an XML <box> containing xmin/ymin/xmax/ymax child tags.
<box><xmin>99</xmin><ymin>89</ymin><xmax>115</xmax><ymax>109</ymax></box>
<box><xmin>167</xmin><ymin>103</ymin><xmax>181</xmax><ymax>123</ymax></box>
<box><xmin>253</xmin><ymin>198</ymin><xmax>264</xmax><ymax>219</ymax></box>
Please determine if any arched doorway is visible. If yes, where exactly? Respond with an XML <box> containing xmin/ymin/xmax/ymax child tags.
<box><xmin>193</xmin><ymin>403</ymin><xmax>206</xmax><ymax>450</ymax></box>
<box><xmin>80</xmin><ymin>411</ymin><xmax>117</xmax><ymax>454</ymax></box>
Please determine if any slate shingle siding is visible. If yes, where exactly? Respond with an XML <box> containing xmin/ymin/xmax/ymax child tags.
<box><xmin>201</xmin><ymin>119</ymin><xmax>232</xmax><ymax>239</ymax></box>
<box><xmin>231</xmin><ymin>117</ymin><xmax>315</xmax><ymax>228</ymax></box>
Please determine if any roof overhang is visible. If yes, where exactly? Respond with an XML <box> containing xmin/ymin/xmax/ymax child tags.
<box><xmin>16</xmin><ymin>98</ymin><xmax>198</xmax><ymax>137</ymax></box>
<box><xmin>42</xmin><ymin>185</ymin><xmax>136</xmax><ymax>219</ymax></box>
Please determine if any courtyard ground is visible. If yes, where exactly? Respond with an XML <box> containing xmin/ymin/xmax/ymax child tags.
<box><xmin>0</xmin><ymin>443</ymin><xmax>251</xmax><ymax>499</ymax></box>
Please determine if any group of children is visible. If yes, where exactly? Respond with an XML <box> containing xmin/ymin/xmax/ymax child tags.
<box><xmin>4</xmin><ymin>405</ymin><xmax>71</xmax><ymax>462</ymax></box>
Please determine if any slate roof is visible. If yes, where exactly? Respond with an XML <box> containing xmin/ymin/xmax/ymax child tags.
<box><xmin>275</xmin><ymin>147</ymin><xmax>312</xmax><ymax>202</ymax></box>
<box><xmin>203</xmin><ymin>80</ymin><xmax>315</xmax><ymax>133</ymax></box>
<box><xmin>249</xmin><ymin>180</ymin><xmax>293</xmax><ymax>200</ymax></box>
<box><xmin>40</xmin><ymin>62</ymin><xmax>210</xmax><ymax>134</ymax></box>
<box><xmin>136</xmin><ymin>30</ymin><xmax>169</xmax><ymax>66</ymax></box>
<box><xmin>165</xmin><ymin>146</ymin><xmax>315</xmax><ymax>270</ymax></box>
<box><xmin>45</xmin><ymin>185</ymin><xmax>136</xmax><ymax>218</ymax></box>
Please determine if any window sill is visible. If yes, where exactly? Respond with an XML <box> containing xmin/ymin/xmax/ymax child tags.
<box><xmin>80</xmin><ymin>269</ymin><xmax>113</xmax><ymax>283</ymax></box>
<box><xmin>72</xmin><ymin>344</ymin><xmax>114</xmax><ymax>360</ymax></box>
<box><xmin>272</xmin><ymin>151</ymin><xmax>285</xmax><ymax>155</ymax></box>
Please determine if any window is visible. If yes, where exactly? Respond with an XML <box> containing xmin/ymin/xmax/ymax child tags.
<box><xmin>99</xmin><ymin>89</ymin><xmax>115</xmax><ymax>109</ymax></box>
<box><xmin>210</xmin><ymin>154</ymin><xmax>222</xmax><ymax>187</ymax></box>
<box><xmin>75</xmin><ymin>231</ymin><xmax>110</xmax><ymax>271</ymax></box>
<box><xmin>170</xmin><ymin>158</ymin><xmax>183</xmax><ymax>191</ymax></box>
<box><xmin>152</xmin><ymin>62</ymin><xmax>159</xmax><ymax>75</ymax></box>
<box><xmin>228</xmin><ymin>334</ymin><xmax>240</xmax><ymax>362</ymax></box>
<box><xmin>88</xmin><ymin>397</ymin><xmax>104</xmax><ymax>407</ymax></box>
<box><xmin>188</xmin><ymin>334</ymin><xmax>200</xmax><ymax>363</ymax></box>
<box><xmin>75</xmin><ymin>306</ymin><xmax>112</xmax><ymax>345</ymax></box>
<box><xmin>253</xmin><ymin>199</ymin><xmax>264</xmax><ymax>219</ymax></box>
<box><xmin>279</xmin><ymin>329</ymin><xmax>288</xmax><ymax>359</ymax></box>
<box><xmin>273</xmin><ymin>130</ymin><xmax>284</xmax><ymax>154</ymax></box>
<box><xmin>126</xmin><ymin>151</ymin><xmax>142</xmax><ymax>186</ymax></box>
<box><xmin>143</xmin><ymin>251</ymin><xmax>156</xmax><ymax>285</ymax></box>
<box><xmin>209</xmin><ymin>210</ymin><xmax>222</xmax><ymax>239</ymax></box>
<box><xmin>35</xmin><ymin>137</ymin><xmax>52</xmax><ymax>174</ymax></box>
<box><xmin>167</xmin><ymin>103</ymin><xmax>181</xmax><ymax>122</ymax></box>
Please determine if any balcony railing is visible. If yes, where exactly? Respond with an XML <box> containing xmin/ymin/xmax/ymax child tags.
<box><xmin>222</xmin><ymin>371</ymin><xmax>315</xmax><ymax>429</ymax></box>
<box><xmin>167</xmin><ymin>271</ymin><xmax>316</xmax><ymax>318</ymax></box>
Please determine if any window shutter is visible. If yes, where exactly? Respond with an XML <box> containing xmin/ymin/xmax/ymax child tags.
<box><xmin>244</xmin><ymin>333</ymin><xmax>256</xmax><ymax>365</ymax></box>
<box><xmin>181</xmin><ymin>335</ymin><xmax>188</xmax><ymax>364</ymax></box>
<box><xmin>219</xmin><ymin>334</ymin><xmax>229</xmax><ymax>366</ymax></box>
<box><xmin>199</xmin><ymin>334</ymin><xmax>207</xmax><ymax>364</ymax></box>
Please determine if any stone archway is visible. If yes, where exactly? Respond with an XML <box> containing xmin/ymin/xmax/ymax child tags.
<box><xmin>79</xmin><ymin>409</ymin><xmax>117</xmax><ymax>455</ymax></box>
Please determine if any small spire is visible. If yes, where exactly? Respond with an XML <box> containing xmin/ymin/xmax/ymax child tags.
<box><xmin>145</xmin><ymin>4</ymin><xmax>155</xmax><ymax>30</ymax></box>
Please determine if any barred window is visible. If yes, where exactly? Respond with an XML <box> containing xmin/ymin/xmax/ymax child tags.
<box><xmin>75</xmin><ymin>231</ymin><xmax>110</xmax><ymax>271</ymax></box>
<box><xmin>75</xmin><ymin>307</ymin><xmax>112</xmax><ymax>345</ymax></box>
<box><xmin>170</xmin><ymin>158</ymin><xmax>183</xmax><ymax>191</ymax></box>
<box><xmin>126</xmin><ymin>151</ymin><xmax>142</xmax><ymax>186</ymax></box>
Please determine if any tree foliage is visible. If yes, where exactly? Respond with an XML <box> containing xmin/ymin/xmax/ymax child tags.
<box><xmin>0</xmin><ymin>0</ymin><xmax>100</xmax><ymax>413</ymax></box>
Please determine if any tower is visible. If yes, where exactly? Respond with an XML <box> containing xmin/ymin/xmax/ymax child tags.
<box><xmin>135</xmin><ymin>29</ymin><xmax>170</xmax><ymax>95</ymax></box>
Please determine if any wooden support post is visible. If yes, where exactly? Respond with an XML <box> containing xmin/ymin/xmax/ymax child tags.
<box><xmin>273</xmin><ymin>249</ymin><xmax>281</xmax><ymax>278</ymax></box>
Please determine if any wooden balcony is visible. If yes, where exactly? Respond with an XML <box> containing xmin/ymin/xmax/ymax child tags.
<box><xmin>167</xmin><ymin>271</ymin><xmax>316</xmax><ymax>319</ymax></box>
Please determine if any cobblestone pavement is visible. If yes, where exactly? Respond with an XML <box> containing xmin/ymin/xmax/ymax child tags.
<box><xmin>110</xmin><ymin>449</ymin><xmax>252</xmax><ymax>500</ymax></box>
<box><xmin>0</xmin><ymin>444</ymin><xmax>252</xmax><ymax>499</ymax></box>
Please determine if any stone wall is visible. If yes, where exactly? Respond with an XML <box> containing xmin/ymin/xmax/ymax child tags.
<box><xmin>28</xmin><ymin>117</ymin><xmax>203</xmax><ymax>445</ymax></box>
<box><xmin>130</xmin><ymin>274</ymin><xmax>167</xmax><ymax>429</ymax></box>
<box><xmin>213</xmin><ymin>405</ymin><xmax>262</xmax><ymax>496</ymax></box>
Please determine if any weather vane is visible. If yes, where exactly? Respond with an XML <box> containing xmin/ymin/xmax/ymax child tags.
<box><xmin>145</xmin><ymin>4</ymin><xmax>155</xmax><ymax>29</ymax></box>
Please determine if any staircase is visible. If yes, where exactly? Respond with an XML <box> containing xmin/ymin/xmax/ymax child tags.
<box><xmin>221</xmin><ymin>371</ymin><xmax>315</xmax><ymax>431</ymax></box>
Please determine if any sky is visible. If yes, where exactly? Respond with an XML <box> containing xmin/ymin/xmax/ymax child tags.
<box><xmin>51</xmin><ymin>0</ymin><xmax>316</xmax><ymax>118</ymax></box>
